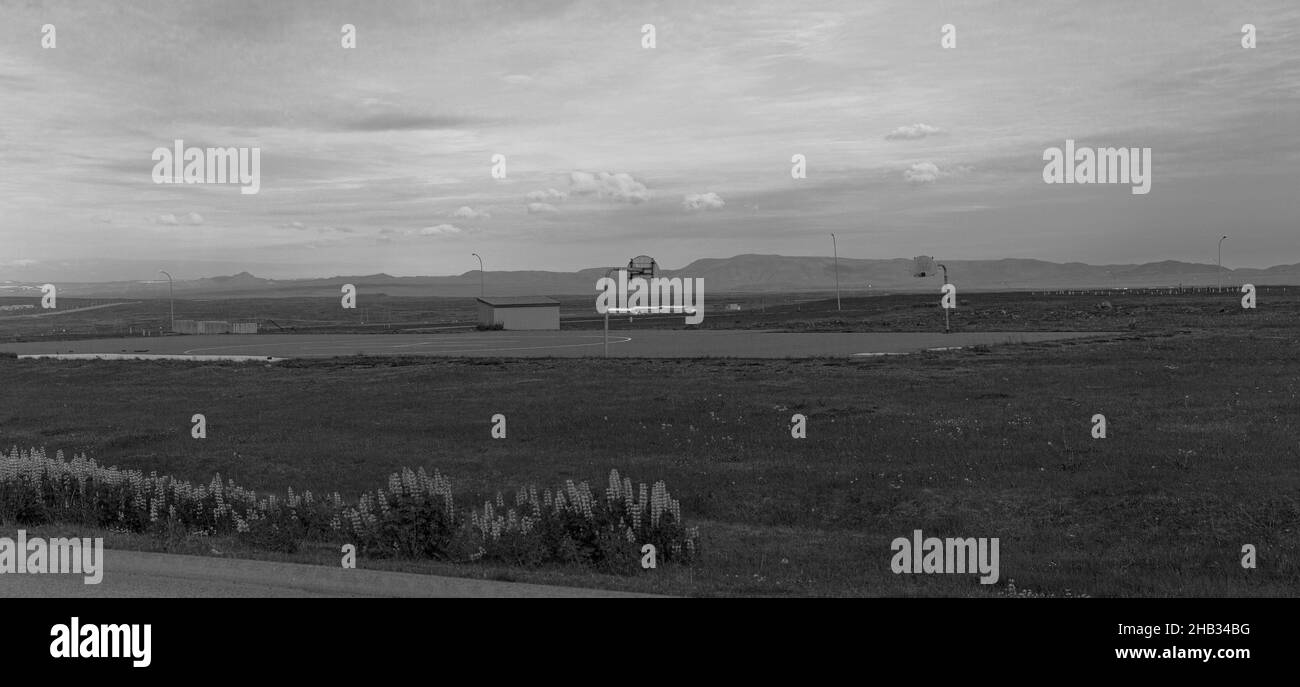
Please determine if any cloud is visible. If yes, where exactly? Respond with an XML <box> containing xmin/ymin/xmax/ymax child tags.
<box><xmin>416</xmin><ymin>224</ymin><xmax>463</xmax><ymax>236</ymax></box>
<box><xmin>452</xmin><ymin>206</ymin><xmax>491</xmax><ymax>220</ymax></box>
<box><xmin>156</xmin><ymin>212</ymin><xmax>203</xmax><ymax>225</ymax></box>
<box><xmin>903</xmin><ymin>162</ymin><xmax>971</xmax><ymax>184</ymax></box>
<box><xmin>502</xmin><ymin>74</ymin><xmax>533</xmax><ymax>84</ymax></box>
<box><xmin>335</xmin><ymin>113</ymin><xmax>483</xmax><ymax>132</ymax></box>
<box><xmin>526</xmin><ymin>188</ymin><xmax>568</xmax><ymax>202</ymax></box>
<box><xmin>886</xmin><ymin>123</ymin><xmax>943</xmax><ymax>140</ymax></box>
<box><xmin>278</xmin><ymin>221</ymin><xmax>354</xmax><ymax>234</ymax></box>
<box><xmin>682</xmin><ymin>192</ymin><xmax>725</xmax><ymax>211</ymax></box>
<box><xmin>527</xmin><ymin>202</ymin><xmax>559</xmax><ymax>215</ymax></box>
<box><xmin>568</xmin><ymin>171</ymin><xmax>650</xmax><ymax>203</ymax></box>
<box><xmin>377</xmin><ymin>224</ymin><xmax>464</xmax><ymax>241</ymax></box>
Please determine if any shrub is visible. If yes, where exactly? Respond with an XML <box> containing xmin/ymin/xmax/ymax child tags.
<box><xmin>0</xmin><ymin>447</ymin><xmax>699</xmax><ymax>573</ymax></box>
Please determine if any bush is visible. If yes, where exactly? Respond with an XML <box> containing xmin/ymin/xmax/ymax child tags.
<box><xmin>0</xmin><ymin>447</ymin><xmax>699</xmax><ymax>573</ymax></box>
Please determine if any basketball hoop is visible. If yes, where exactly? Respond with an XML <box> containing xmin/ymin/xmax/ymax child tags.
<box><xmin>912</xmin><ymin>255</ymin><xmax>936</xmax><ymax>278</ymax></box>
<box><xmin>628</xmin><ymin>255</ymin><xmax>657</xmax><ymax>279</ymax></box>
<box><xmin>604</xmin><ymin>256</ymin><xmax>665</xmax><ymax>356</ymax></box>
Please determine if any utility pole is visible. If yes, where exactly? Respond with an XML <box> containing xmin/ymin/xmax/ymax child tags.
<box><xmin>831</xmin><ymin>233</ymin><xmax>841</xmax><ymax>311</ymax></box>
<box><xmin>158</xmin><ymin>270</ymin><xmax>174</xmax><ymax>334</ymax></box>
<box><xmin>1217</xmin><ymin>235</ymin><xmax>1227</xmax><ymax>291</ymax></box>
<box><xmin>471</xmin><ymin>253</ymin><xmax>484</xmax><ymax>297</ymax></box>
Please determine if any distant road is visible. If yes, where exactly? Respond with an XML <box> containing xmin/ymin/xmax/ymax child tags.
<box><xmin>0</xmin><ymin>330</ymin><xmax>1115</xmax><ymax>359</ymax></box>
<box><xmin>0</xmin><ymin>549</ymin><xmax>658</xmax><ymax>598</ymax></box>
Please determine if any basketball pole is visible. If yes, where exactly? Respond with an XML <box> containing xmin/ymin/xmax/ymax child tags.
<box><xmin>939</xmin><ymin>263</ymin><xmax>950</xmax><ymax>334</ymax></box>
<box><xmin>603</xmin><ymin>266</ymin><xmax>618</xmax><ymax>358</ymax></box>
<box><xmin>831</xmin><ymin>233</ymin><xmax>840</xmax><ymax>311</ymax></box>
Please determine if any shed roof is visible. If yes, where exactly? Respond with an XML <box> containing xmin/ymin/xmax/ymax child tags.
<box><xmin>476</xmin><ymin>296</ymin><xmax>561</xmax><ymax>308</ymax></box>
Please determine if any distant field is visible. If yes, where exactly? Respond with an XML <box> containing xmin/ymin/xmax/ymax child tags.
<box><xmin>1</xmin><ymin>320</ymin><xmax>1296</xmax><ymax>596</ymax></box>
<box><xmin>2</xmin><ymin>287</ymin><xmax>1295</xmax><ymax>341</ymax></box>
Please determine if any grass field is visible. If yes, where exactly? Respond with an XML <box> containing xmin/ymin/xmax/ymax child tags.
<box><xmin>4</xmin><ymin>286</ymin><xmax>1293</xmax><ymax>341</ymax></box>
<box><xmin>1</xmin><ymin>293</ymin><xmax>1297</xmax><ymax>595</ymax></box>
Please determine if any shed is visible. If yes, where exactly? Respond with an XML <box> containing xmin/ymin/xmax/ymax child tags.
<box><xmin>476</xmin><ymin>296</ymin><xmax>560</xmax><ymax>330</ymax></box>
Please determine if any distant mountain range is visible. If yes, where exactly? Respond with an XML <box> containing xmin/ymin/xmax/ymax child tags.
<box><xmin>2</xmin><ymin>254</ymin><xmax>1298</xmax><ymax>299</ymax></box>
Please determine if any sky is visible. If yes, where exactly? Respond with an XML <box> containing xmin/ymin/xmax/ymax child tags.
<box><xmin>0</xmin><ymin>0</ymin><xmax>1297</xmax><ymax>280</ymax></box>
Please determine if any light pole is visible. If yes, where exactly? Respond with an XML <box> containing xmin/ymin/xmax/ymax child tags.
<box><xmin>158</xmin><ymin>270</ymin><xmax>173</xmax><ymax>334</ymax></box>
<box><xmin>831</xmin><ymin>233</ymin><xmax>841</xmax><ymax>311</ymax></box>
<box><xmin>1217</xmin><ymin>235</ymin><xmax>1227</xmax><ymax>291</ymax></box>
<box><xmin>471</xmin><ymin>253</ymin><xmax>484</xmax><ymax>297</ymax></box>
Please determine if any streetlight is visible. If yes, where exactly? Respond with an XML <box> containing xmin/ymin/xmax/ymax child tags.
<box><xmin>158</xmin><ymin>270</ymin><xmax>173</xmax><ymax>334</ymax></box>
<box><xmin>471</xmin><ymin>253</ymin><xmax>484</xmax><ymax>297</ymax></box>
<box><xmin>1217</xmin><ymin>235</ymin><xmax>1228</xmax><ymax>291</ymax></box>
<box><xmin>831</xmin><ymin>233</ymin><xmax>841</xmax><ymax>311</ymax></box>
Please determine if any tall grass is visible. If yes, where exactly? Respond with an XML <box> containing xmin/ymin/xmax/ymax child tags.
<box><xmin>0</xmin><ymin>447</ymin><xmax>698</xmax><ymax>573</ymax></box>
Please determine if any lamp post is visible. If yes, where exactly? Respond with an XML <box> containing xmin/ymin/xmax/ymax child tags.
<box><xmin>1217</xmin><ymin>235</ymin><xmax>1227</xmax><ymax>291</ymax></box>
<box><xmin>831</xmin><ymin>233</ymin><xmax>841</xmax><ymax>311</ymax></box>
<box><xmin>471</xmin><ymin>253</ymin><xmax>484</xmax><ymax>297</ymax></box>
<box><xmin>158</xmin><ymin>270</ymin><xmax>173</xmax><ymax>334</ymax></box>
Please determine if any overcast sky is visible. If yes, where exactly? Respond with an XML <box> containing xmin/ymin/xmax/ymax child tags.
<box><xmin>1</xmin><ymin>0</ymin><xmax>1296</xmax><ymax>280</ymax></box>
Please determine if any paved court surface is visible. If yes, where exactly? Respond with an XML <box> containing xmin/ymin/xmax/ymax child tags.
<box><xmin>0</xmin><ymin>330</ymin><xmax>1115</xmax><ymax>360</ymax></box>
<box><xmin>0</xmin><ymin>549</ymin><xmax>656</xmax><ymax>598</ymax></box>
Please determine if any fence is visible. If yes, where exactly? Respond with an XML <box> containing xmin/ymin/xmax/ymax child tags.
<box><xmin>1028</xmin><ymin>286</ymin><xmax>1271</xmax><ymax>296</ymax></box>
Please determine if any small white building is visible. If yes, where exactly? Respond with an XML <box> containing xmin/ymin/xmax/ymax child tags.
<box><xmin>196</xmin><ymin>320</ymin><xmax>230</xmax><ymax>334</ymax></box>
<box><xmin>476</xmin><ymin>296</ymin><xmax>560</xmax><ymax>330</ymax></box>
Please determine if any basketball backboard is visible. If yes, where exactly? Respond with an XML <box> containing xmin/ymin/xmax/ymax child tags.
<box><xmin>912</xmin><ymin>255</ymin><xmax>936</xmax><ymax>278</ymax></box>
<box><xmin>628</xmin><ymin>255</ymin><xmax>657</xmax><ymax>279</ymax></box>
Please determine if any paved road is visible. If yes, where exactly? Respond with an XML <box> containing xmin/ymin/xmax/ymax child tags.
<box><xmin>0</xmin><ymin>549</ymin><xmax>657</xmax><ymax>598</ymax></box>
<box><xmin>1</xmin><ymin>330</ymin><xmax>1114</xmax><ymax>359</ymax></box>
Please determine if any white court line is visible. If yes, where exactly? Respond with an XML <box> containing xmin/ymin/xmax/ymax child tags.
<box><xmin>389</xmin><ymin>339</ymin><xmax>526</xmax><ymax>348</ymax></box>
<box><xmin>851</xmin><ymin>346</ymin><xmax>964</xmax><ymax>357</ymax></box>
<box><xmin>20</xmin><ymin>353</ymin><xmax>285</xmax><ymax>362</ymax></box>
<box><xmin>183</xmin><ymin>335</ymin><xmax>633</xmax><ymax>356</ymax></box>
